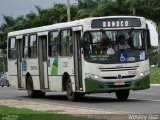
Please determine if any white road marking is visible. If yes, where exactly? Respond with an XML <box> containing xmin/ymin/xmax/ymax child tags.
<box><xmin>129</xmin><ymin>98</ymin><xmax>160</xmax><ymax>102</ymax></box>
<box><xmin>132</xmin><ymin>91</ymin><xmax>159</xmax><ymax>95</ymax></box>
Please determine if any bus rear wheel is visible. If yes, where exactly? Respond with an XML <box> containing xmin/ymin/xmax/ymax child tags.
<box><xmin>37</xmin><ymin>91</ymin><xmax>45</xmax><ymax>98</ymax></box>
<box><xmin>115</xmin><ymin>90</ymin><xmax>130</xmax><ymax>101</ymax></box>
<box><xmin>27</xmin><ymin>76</ymin><xmax>37</xmax><ymax>98</ymax></box>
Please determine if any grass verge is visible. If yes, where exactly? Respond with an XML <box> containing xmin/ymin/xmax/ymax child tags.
<box><xmin>0</xmin><ymin>105</ymin><xmax>98</xmax><ymax>120</ymax></box>
<box><xmin>150</xmin><ymin>67</ymin><xmax>160</xmax><ymax>84</ymax></box>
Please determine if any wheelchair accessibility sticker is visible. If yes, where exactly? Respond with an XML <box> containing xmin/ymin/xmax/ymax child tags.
<box><xmin>118</xmin><ymin>53</ymin><xmax>128</xmax><ymax>62</ymax></box>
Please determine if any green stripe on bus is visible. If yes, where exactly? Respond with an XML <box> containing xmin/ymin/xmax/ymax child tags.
<box><xmin>85</xmin><ymin>75</ymin><xmax>150</xmax><ymax>93</ymax></box>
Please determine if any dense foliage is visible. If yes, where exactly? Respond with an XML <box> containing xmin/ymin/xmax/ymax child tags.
<box><xmin>0</xmin><ymin>0</ymin><xmax>160</xmax><ymax>44</ymax></box>
<box><xmin>0</xmin><ymin>0</ymin><xmax>160</xmax><ymax>71</ymax></box>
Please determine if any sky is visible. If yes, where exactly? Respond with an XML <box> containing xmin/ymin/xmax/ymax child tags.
<box><xmin>0</xmin><ymin>0</ymin><xmax>158</xmax><ymax>46</ymax></box>
<box><xmin>0</xmin><ymin>0</ymin><xmax>77</xmax><ymax>25</ymax></box>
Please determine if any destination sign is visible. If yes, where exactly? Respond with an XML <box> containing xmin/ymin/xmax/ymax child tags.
<box><xmin>91</xmin><ymin>18</ymin><xmax>141</xmax><ymax>28</ymax></box>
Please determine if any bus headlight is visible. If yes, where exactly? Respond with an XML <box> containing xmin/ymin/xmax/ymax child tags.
<box><xmin>138</xmin><ymin>71</ymin><xmax>149</xmax><ymax>77</ymax></box>
<box><xmin>85</xmin><ymin>73</ymin><xmax>100</xmax><ymax>80</ymax></box>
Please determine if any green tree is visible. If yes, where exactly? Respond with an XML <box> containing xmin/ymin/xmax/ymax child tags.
<box><xmin>0</xmin><ymin>0</ymin><xmax>160</xmax><ymax>69</ymax></box>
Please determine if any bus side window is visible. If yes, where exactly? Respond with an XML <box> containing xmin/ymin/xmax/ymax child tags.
<box><xmin>83</xmin><ymin>32</ymin><xmax>92</xmax><ymax>57</ymax></box>
<box><xmin>23</xmin><ymin>36</ymin><xmax>28</xmax><ymax>58</ymax></box>
<box><xmin>28</xmin><ymin>35</ymin><xmax>37</xmax><ymax>58</ymax></box>
<box><xmin>60</xmin><ymin>29</ymin><xmax>73</xmax><ymax>56</ymax></box>
<box><xmin>48</xmin><ymin>31</ymin><xmax>59</xmax><ymax>57</ymax></box>
<box><xmin>8</xmin><ymin>38</ymin><xmax>16</xmax><ymax>59</ymax></box>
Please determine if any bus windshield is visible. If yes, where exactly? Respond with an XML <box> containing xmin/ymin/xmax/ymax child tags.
<box><xmin>83</xmin><ymin>29</ymin><xmax>148</xmax><ymax>64</ymax></box>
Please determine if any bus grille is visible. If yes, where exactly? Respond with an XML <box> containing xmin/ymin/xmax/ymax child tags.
<box><xmin>99</xmin><ymin>66</ymin><xmax>138</xmax><ymax>72</ymax></box>
<box><xmin>102</xmin><ymin>75</ymin><xmax>135</xmax><ymax>79</ymax></box>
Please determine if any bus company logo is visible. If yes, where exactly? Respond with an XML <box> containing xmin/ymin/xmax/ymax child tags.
<box><xmin>103</xmin><ymin>20</ymin><xmax>129</xmax><ymax>28</ymax></box>
<box><xmin>117</xmin><ymin>74</ymin><xmax>122</xmax><ymax>79</ymax></box>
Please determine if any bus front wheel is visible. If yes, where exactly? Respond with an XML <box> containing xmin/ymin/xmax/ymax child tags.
<box><xmin>66</xmin><ymin>78</ymin><xmax>77</xmax><ymax>101</ymax></box>
<box><xmin>115</xmin><ymin>90</ymin><xmax>130</xmax><ymax>101</ymax></box>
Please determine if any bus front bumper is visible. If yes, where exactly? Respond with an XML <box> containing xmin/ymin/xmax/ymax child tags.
<box><xmin>85</xmin><ymin>75</ymin><xmax>150</xmax><ymax>93</ymax></box>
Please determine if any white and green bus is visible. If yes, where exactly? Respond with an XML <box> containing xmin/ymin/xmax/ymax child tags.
<box><xmin>8</xmin><ymin>16</ymin><xmax>151</xmax><ymax>101</ymax></box>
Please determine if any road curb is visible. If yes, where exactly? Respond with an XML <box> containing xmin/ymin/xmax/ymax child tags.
<box><xmin>150</xmin><ymin>84</ymin><xmax>160</xmax><ymax>86</ymax></box>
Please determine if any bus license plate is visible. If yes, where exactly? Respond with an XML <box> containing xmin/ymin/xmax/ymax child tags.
<box><xmin>114</xmin><ymin>82</ymin><xmax>125</xmax><ymax>86</ymax></box>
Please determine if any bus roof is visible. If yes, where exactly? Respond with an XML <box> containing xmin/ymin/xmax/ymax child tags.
<box><xmin>8</xmin><ymin>16</ymin><xmax>145</xmax><ymax>37</ymax></box>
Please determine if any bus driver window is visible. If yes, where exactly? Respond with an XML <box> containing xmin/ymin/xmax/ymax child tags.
<box><xmin>114</xmin><ymin>35</ymin><xmax>130</xmax><ymax>52</ymax></box>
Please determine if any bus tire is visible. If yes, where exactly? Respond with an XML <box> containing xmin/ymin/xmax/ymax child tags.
<box><xmin>26</xmin><ymin>76</ymin><xmax>37</xmax><ymax>98</ymax></box>
<box><xmin>37</xmin><ymin>91</ymin><xmax>45</xmax><ymax>98</ymax></box>
<box><xmin>77</xmin><ymin>93</ymin><xmax>85</xmax><ymax>98</ymax></box>
<box><xmin>66</xmin><ymin>77</ymin><xmax>77</xmax><ymax>101</ymax></box>
<box><xmin>115</xmin><ymin>90</ymin><xmax>130</xmax><ymax>101</ymax></box>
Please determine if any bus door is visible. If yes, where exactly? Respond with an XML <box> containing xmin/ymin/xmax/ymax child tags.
<box><xmin>16</xmin><ymin>36</ymin><xmax>23</xmax><ymax>89</ymax></box>
<box><xmin>72</xmin><ymin>26</ymin><xmax>83</xmax><ymax>91</ymax></box>
<box><xmin>38</xmin><ymin>33</ymin><xmax>49</xmax><ymax>89</ymax></box>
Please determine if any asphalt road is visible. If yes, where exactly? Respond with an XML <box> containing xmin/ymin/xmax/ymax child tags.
<box><xmin>0</xmin><ymin>86</ymin><xmax>160</xmax><ymax>114</ymax></box>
